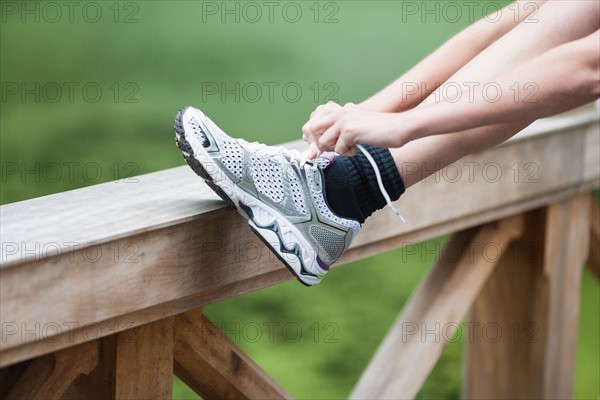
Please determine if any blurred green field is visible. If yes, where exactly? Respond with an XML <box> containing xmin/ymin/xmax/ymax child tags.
<box><xmin>1</xmin><ymin>1</ymin><xmax>598</xmax><ymax>399</ymax></box>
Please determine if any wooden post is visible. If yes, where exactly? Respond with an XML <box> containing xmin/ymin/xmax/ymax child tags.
<box><xmin>463</xmin><ymin>194</ymin><xmax>591</xmax><ymax>399</ymax></box>
<box><xmin>114</xmin><ymin>318</ymin><xmax>174</xmax><ymax>399</ymax></box>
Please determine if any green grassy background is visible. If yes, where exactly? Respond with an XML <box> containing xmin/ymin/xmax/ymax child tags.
<box><xmin>1</xmin><ymin>1</ymin><xmax>598</xmax><ymax>398</ymax></box>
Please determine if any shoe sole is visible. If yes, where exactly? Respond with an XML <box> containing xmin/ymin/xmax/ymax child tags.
<box><xmin>174</xmin><ymin>107</ymin><xmax>320</xmax><ymax>286</ymax></box>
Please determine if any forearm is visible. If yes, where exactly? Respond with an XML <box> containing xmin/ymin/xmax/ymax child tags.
<box><xmin>359</xmin><ymin>0</ymin><xmax>546</xmax><ymax>113</ymax></box>
<box><xmin>400</xmin><ymin>31</ymin><xmax>600</xmax><ymax>143</ymax></box>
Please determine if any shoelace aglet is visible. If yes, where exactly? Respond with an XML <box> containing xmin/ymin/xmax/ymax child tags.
<box><xmin>391</xmin><ymin>205</ymin><xmax>407</xmax><ymax>223</ymax></box>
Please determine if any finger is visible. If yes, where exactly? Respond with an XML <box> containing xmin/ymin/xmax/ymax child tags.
<box><xmin>329</xmin><ymin>117</ymin><xmax>358</xmax><ymax>156</ymax></box>
<box><xmin>301</xmin><ymin>142</ymin><xmax>318</xmax><ymax>162</ymax></box>
<box><xmin>302</xmin><ymin>120</ymin><xmax>317</xmax><ymax>144</ymax></box>
<box><xmin>306</xmin><ymin>142</ymin><xmax>319</xmax><ymax>160</ymax></box>
<box><xmin>310</xmin><ymin>111</ymin><xmax>341</xmax><ymax>137</ymax></box>
<box><xmin>310</xmin><ymin>104</ymin><xmax>325</xmax><ymax>119</ymax></box>
<box><xmin>318</xmin><ymin>122</ymin><xmax>341</xmax><ymax>152</ymax></box>
<box><xmin>335</xmin><ymin>135</ymin><xmax>356</xmax><ymax>156</ymax></box>
<box><xmin>310</xmin><ymin>101</ymin><xmax>341</xmax><ymax>119</ymax></box>
<box><xmin>339</xmin><ymin>146</ymin><xmax>357</xmax><ymax>157</ymax></box>
<box><xmin>304</xmin><ymin>103</ymin><xmax>344</xmax><ymax>143</ymax></box>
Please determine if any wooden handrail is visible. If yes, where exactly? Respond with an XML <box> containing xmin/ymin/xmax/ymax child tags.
<box><xmin>2</xmin><ymin>104</ymin><xmax>598</xmax><ymax>269</ymax></box>
<box><xmin>1</xmin><ymin>104</ymin><xmax>598</xmax><ymax>370</ymax></box>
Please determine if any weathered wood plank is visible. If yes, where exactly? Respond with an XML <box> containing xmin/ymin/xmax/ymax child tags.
<box><xmin>114</xmin><ymin>318</ymin><xmax>174</xmax><ymax>400</ymax></box>
<box><xmin>463</xmin><ymin>194</ymin><xmax>591</xmax><ymax>399</ymax></box>
<box><xmin>0</xmin><ymin>209</ymin><xmax>291</xmax><ymax>368</ymax></box>
<box><xmin>1</xmin><ymin>105</ymin><xmax>597</xmax><ymax>268</ymax></box>
<box><xmin>583</xmin><ymin>121</ymin><xmax>600</xmax><ymax>185</ymax></box>
<box><xmin>1</xmin><ymin>107</ymin><xmax>598</xmax><ymax>367</ymax></box>
<box><xmin>5</xmin><ymin>340</ymin><xmax>99</xmax><ymax>400</ymax></box>
<box><xmin>350</xmin><ymin>215</ymin><xmax>524</xmax><ymax>399</ymax></box>
<box><xmin>173</xmin><ymin>309</ymin><xmax>292</xmax><ymax>400</ymax></box>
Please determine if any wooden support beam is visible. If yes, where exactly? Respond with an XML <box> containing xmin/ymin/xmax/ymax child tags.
<box><xmin>63</xmin><ymin>336</ymin><xmax>117</xmax><ymax>400</ymax></box>
<box><xmin>114</xmin><ymin>318</ymin><xmax>174</xmax><ymax>400</ymax></box>
<box><xmin>65</xmin><ymin>319</ymin><xmax>174</xmax><ymax>400</ymax></box>
<box><xmin>173</xmin><ymin>309</ymin><xmax>292</xmax><ymax>400</ymax></box>
<box><xmin>587</xmin><ymin>199</ymin><xmax>600</xmax><ymax>279</ymax></box>
<box><xmin>0</xmin><ymin>360</ymin><xmax>31</xmax><ymax>399</ymax></box>
<box><xmin>463</xmin><ymin>194</ymin><xmax>591</xmax><ymax>399</ymax></box>
<box><xmin>350</xmin><ymin>215</ymin><xmax>524</xmax><ymax>399</ymax></box>
<box><xmin>5</xmin><ymin>340</ymin><xmax>99</xmax><ymax>400</ymax></box>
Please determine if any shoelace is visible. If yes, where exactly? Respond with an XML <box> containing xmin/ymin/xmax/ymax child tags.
<box><xmin>239</xmin><ymin>139</ymin><xmax>405</xmax><ymax>222</ymax></box>
<box><xmin>356</xmin><ymin>144</ymin><xmax>406</xmax><ymax>222</ymax></box>
<box><xmin>238</xmin><ymin>140</ymin><xmax>310</xmax><ymax>166</ymax></box>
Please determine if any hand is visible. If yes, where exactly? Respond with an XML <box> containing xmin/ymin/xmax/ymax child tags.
<box><xmin>302</xmin><ymin>101</ymin><xmax>343</xmax><ymax>144</ymax></box>
<box><xmin>301</xmin><ymin>101</ymin><xmax>343</xmax><ymax>159</ymax></box>
<box><xmin>302</xmin><ymin>102</ymin><xmax>411</xmax><ymax>156</ymax></box>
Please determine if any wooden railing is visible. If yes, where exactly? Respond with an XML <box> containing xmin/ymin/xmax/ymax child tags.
<box><xmin>1</xmin><ymin>103</ymin><xmax>599</xmax><ymax>399</ymax></box>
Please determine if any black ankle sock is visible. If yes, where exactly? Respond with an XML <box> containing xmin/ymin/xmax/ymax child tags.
<box><xmin>322</xmin><ymin>145</ymin><xmax>405</xmax><ymax>223</ymax></box>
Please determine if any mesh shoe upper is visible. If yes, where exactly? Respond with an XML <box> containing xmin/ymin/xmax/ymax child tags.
<box><xmin>179</xmin><ymin>107</ymin><xmax>361</xmax><ymax>283</ymax></box>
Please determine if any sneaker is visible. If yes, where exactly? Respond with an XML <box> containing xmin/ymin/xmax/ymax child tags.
<box><xmin>174</xmin><ymin>106</ymin><xmax>361</xmax><ymax>286</ymax></box>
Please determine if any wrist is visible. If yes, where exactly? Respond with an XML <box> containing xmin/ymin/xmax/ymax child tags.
<box><xmin>391</xmin><ymin>109</ymin><xmax>424</xmax><ymax>147</ymax></box>
<box><xmin>357</xmin><ymin>98</ymin><xmax>388</xmax><ymax>112</ymax></box>
<box><xmin>359</xmin><ymin>94</ymin><xmax>411</xmax><ymax>113</ymax></box>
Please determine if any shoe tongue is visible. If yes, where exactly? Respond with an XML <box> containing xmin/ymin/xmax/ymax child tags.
<box><xmin>314</xmin><ymin>152</ymin><xmax>337</xmax><ymax>171</ymax></box>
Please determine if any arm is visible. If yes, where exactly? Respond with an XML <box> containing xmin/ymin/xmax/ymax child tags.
<box><xmin>315</xmin><ymin>30</ymin><xmax>600</xmax><ymax>155</ymax></box>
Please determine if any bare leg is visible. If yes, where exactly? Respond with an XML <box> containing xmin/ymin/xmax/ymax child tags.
<box><xmin>395</xmin><ymin>121</ymin><xmax>532</xmax><ymax>188</ymax></box>
<box><xmin>393</xmin><ymin>0</ymin><xmax>599</xmax><ymax>188</ymax></box>
<box><xmin>432</xmin><ymin>0</ymin><xmax>599</xmax><ymax>92</ymax></box>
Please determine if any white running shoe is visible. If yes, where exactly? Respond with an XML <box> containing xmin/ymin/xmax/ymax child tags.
<box><xmin>174</xmin><ymin>106</ymin><xmax>361</xmax><ymax>286</ymax></box>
